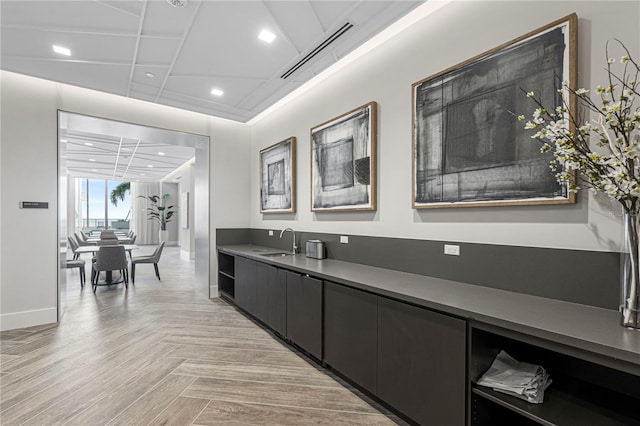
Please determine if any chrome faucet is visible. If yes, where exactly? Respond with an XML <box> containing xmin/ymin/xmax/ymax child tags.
<box><xmin>279</xmin><ymin>227</ymin><xmax>297</xmax><ymax>254</ymax></box>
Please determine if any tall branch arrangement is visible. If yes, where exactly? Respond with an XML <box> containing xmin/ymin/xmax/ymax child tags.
<box><xmin>520</xmin><ymin>40</ymin><xmax>640</xmax><ymax>328</ymax></box>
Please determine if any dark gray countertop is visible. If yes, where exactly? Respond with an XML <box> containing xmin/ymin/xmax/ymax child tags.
<box><xmin>218</xmin><ymin>244</ymin><xmax>640</xmax><ymax>370</ymax></box>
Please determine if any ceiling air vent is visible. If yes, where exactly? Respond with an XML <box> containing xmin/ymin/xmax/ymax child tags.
<box><xmin>280</xmin><ymin>22</ymin><xmax>354</xmax><ymax>80</ymax></box>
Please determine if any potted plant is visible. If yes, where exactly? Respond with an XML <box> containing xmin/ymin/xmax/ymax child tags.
<box><xmin>139</xmin><ymin>193</ymin><xmax>175</xmax><ymax>243</ymax></box>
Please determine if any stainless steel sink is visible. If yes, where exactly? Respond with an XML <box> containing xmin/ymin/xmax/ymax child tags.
<box><xmin>260</xmin><ymin>252</ymin><xmax>292</xmax><ymax>257</ymax></box>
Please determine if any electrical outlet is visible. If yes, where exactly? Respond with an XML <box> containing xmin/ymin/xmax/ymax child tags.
<box><xmin>268</xmin><ymin>230</ymin><xmax>274</xmax><ymax>236</ymax></box>
<box><xmin>340</xmin><ymin>235</ymin><xmax>349</xmax><ymax>244</ymax></box>
<box><xmin>444</xmin><ymin>244</ymin><xmax>460</xmax><ymax>256</ymax></box>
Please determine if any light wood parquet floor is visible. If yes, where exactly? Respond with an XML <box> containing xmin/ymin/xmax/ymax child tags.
<box><xmin>0</xmin><ymin>246</ymin><xmax>405</xmax><ymax>425</ymax></box>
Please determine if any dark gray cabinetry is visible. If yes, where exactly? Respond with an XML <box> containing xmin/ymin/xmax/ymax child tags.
<box><xmin>234</xmin><ymin>256</ymin><xmax>255</xmax><ymax>313</ymax></box>
<box><xmin>268</xmin><ymin>268</ymin><xmax>287</xmax><ymax>336</ymax></box>
<box><xmin>377</xmin><ymin>297</ymin><xmax>466</xmax><ymax>426</ymax></box>
<box><xmin>285</xmin><ymin>271</ymin><xmax>323</xmax><ymax>359</ymax></box>
<box><xmin>256</xmin><ymin>261</ymin><xmax>284</xmax><ymax>335</ymax></box>
<box><xmin>234</xmin><ymin>256</ymin><xmax>284</xmax><ymax>335</ymax></box>
<box><xmin>324</xmin><ymin>281</ymin><xmax>378</xmax><ymax>394</ymax></box>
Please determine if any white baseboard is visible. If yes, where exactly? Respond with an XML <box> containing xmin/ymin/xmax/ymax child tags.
<box><xmin>0</xmin><ymin>307</ymin><xmax>57</xmax><ymax>331</ymax></box>
<box><xmin>209</xmin><ymin>284</ymin><xmax>219</xmax><ymax>298</ymax></box>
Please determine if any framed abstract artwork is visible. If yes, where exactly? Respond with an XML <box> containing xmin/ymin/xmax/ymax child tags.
<box><xmin>311</xmin><ymin>101</ymin><xmax>377</xmax><ymax>212</ymax></box>
<box><xmin>412</xmin><ymin>14</ymin><xmax>577</xmax><ymax>208</ymax></box>
<box><xmin>260</xmin><ymin>137</ymin><xmax>296</xmax><ymax>213</ymax></box>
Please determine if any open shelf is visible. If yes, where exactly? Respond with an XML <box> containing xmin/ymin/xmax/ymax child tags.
<box><xmin>218</xmin><ymin>252</ymin><xmax>235</xmax><ymax>277</ymax></box>
<box><xmin>472</xmin><ymin>382</ymin><xmax>640</xmax><ymax>426</ymax></box>
<box><xmin>470</xmin><ymin>325</ymin><xmax>640</xmax><ymax>426</ymax></box>
<box><xmin>218</xmin><ymin>251</ymin><xmax>235</xmax><ymax>299</ymax></box>
<box><xmin>218</xmin><ymin>270</ymin><xmax>234</xmax><ymax>280</ymax></box>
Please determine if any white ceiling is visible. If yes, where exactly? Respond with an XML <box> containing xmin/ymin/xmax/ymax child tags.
<box><xmin>1</xmin><ymin>0</ymin><xmax>423</xmax><ymax>123</ymax></box>
<box><xmin>59</xmin><ymin>111</ymin><xmax>204</xmax><ymax>182</ymax></box>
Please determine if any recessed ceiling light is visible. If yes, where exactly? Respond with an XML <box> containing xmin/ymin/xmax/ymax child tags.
<box><xmin>53</xmin><ymin>45</ymin><xmax>71</xmax><ymax>56</ymax></box>
<box><xmin>60</xmin><ymin>139</ymin><xmax>67</xmax><ymax>143</ymax></box>
<box><xmin>92</xmin><ymin>169</ymin><xmax>97</xmax><ymax>172</ymax></box>
<box><xmin>158</xmin><ymin>152</ymin><xmax>165</xmax><ymax>156</ymax></box>
<box><xmin>166</xmin><ymin>0</ymin><xmax>187</xmax><ymax>7</ymax></box>
<box><xmin>84</xmin><ymin>142</ymin><xmax>93</xmax><ymax>146</ymax></box>
<box><xmin>141</xmin><ymin>173</ymin><xmax>146</xmax><ymax>176</ymax></box>
<box><xmin>145</xmin><ymin>72</ymin><xmax>155</xmax><ymax>78</ymax></box>
<box><xmin>89</xmin><ymin>159</ymin><xmax>96</xmax><ymax>162</ymax></box>
<box><xmin>258</xmin><ymin>29</ymin><xmax>276</xmax><ymax>43</ymax></box>
<box><xmin>147</xmin><ymin>165</ymin><xmax>153</xmax><ymax>168</ymax></box>
<box><xmin>210</xmin><ymin>88</ymin><xmax>224</xmax><ymax>97</ymax></box>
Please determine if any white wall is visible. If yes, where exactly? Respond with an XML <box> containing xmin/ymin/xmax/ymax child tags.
<box><xmin>165</xmin><ymin>160</ymin><xmax>196</xmax><ymax>259</ymax></box>
<box><xmin>209</xmin><ymin>118</ymin><xmax>252</xmax><ymax>295</ymax></box>
<box><xmin>1</xmin><ymin>74</ymin><xmax>59</xmax><ymax>330</ymax></box>
<box><xmin>249</xmin><ymin>0</ymin><xmax>640</xmax><ymax>252</ymax></box>
<box><xmin>0</xmin><ymin>72</ymin><xmax>251</xmax><ymax>330</ymax></box>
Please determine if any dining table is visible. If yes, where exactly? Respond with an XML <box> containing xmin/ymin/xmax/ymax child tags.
<box><xmin>85</xmin><ymin>236</ymin><xmax>133</xmax><ymax>244</ymax></box>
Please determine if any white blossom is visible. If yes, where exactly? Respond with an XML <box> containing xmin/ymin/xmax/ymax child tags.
<box><xmin>522</xmin><ymin>42</ymin><xmax>640</xmax><ymax>214</ymax></box>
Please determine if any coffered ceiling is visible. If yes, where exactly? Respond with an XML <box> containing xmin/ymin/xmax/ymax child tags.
<box><xmin>59</xmin><ymin>111</ymin><xmax>203</xmax><ymax>182</ymax></box>
<box><xmin>1</xmin><ymin>0</ymin><xmax>422</xmax><ymax>123</ymax></box>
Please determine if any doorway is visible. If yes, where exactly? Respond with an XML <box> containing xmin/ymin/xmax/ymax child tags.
<box><xmin>58</xmin><ymin>111</ymin><xmax>210</xmax><ymax>321</ymax></box>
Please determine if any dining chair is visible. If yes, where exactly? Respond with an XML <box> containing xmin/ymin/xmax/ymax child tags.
<box><xmin>97</xmin><ymin>239</ymin><xmax>118</xmax><ymax>246</ymax></box>
<box><xmin>91</xmin><ymin>245</ymin><xmax>129</xmax><ymax>292</ymax></box>
<box><xmin>131</xmin><ymin>241</ymin><xmax>165</xmax><ymax>283</ymax></box>
<box><xmin>67</xmin><ymin>236</ymin><xmax>80</xmax><ymax>260</ymax></box>
<box><xmin>74</xmin><ymin>231</ymin><xmax>94</xmax><ymax>247</ymax></box>
<box><xmin>63</xmin><ymin>259</ymin><xmax>86</xmax><ymax>287</ymax></box>
<box><xmin>100</xmin><ymin>230</ymin><xmax>117</xmax><ymax>239</ymax></box>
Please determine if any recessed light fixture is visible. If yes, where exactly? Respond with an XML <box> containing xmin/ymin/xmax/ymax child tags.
<box><xmin>53</xmin><ymin>45</ymin><xmax>71</xmax><ymax>56</ymax></box>
<box><xmin>158</xmin><ymin>152</ymin><xmax>165</xmax><ymax>156</ymax></box>
<box><xmin>145</xmin><ymin>72</ymin><xmax>155</xmax><ymax>78</ymax></box>
<box><xmin>147</xmin><ymin>165</ymin><xmax>153</xmax><ymax>168</ymax></box>
<box><xmin>258</xmin><ymin>29</ymin><xmax>276</xmax><ymax>43</ymax></box>
<box><xmin>92</xmin><ymin>169</ymin><xmax>97</xmax><ymax>172</ymax></box>
<box><xmin>166</xmin><ymin>0</ymin><xmax>187</xmax><ymax>7</ymax></box>
<box><xmin>210</xmin><ymin>88</ymin><xmax>224</xmax><ymax>97</ymax></box>
<box><xmin>84</xmin><ymin>142</ymin><xmax>93</xmax><ymax>146</ymax></box>
<box><xmin>60</xmin><ymin>139</ymin><xmax>67</xmax><ymax>143</ymax></box>
<box><xmin>89</xmin><ymin>158</ymin><xmax>96</xmax><ymax>162</ymax></box>
<box><xmin>141</xmin><ymin>173</ymin><xmax>146</xmax><ymax>176</ymax></box>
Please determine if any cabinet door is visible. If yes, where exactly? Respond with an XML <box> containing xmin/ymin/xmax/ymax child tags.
<box><xmin>265</xmin><ymin>267</ymin><xmax>286</xmax><ymax>336</ymax></box>
<box><xmin>377</xmin><ymin>297</ymin><xmax>466</xmax><ymax>426</ymax></box>
<box><xmin>324</xmin><ymin>281</ymin><xmax>377</xmax><ymax>394</ymax></box>
<box><xmin>286</xmin><ymin>271</ymin><xmax>322</xmax><ymax>359</ymax></box>
<box><xmin>234</xmin><ymin>256</ymin><xmax>255</xmax><ymax>313</ymax></box>
<box><xmin>252</xmin><ymin>261</ymin><xmax>273</xmax><ymax>324</ymax></box>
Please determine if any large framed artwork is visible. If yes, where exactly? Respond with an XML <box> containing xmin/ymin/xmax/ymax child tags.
<box><xmin>412</xmin><ymin>14</ymin><xmax>577</xmax><ymax>208</ymax></box>
<box><xmin>260</xmin><ymin>137</ymin><xmax>296</xmax><ymax>213</ymax></box>
<box><xmin>311</xmin><ymin>102</ymin><xmax>377</xmax><ymax>212</ymax></box>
